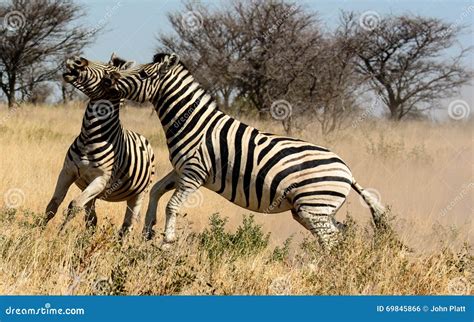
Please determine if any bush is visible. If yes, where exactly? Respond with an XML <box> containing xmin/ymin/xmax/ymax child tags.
<box><xmin>198</xmin><ymin>213</ymin><xmax>270</xmax><ymax>262</ymax></box>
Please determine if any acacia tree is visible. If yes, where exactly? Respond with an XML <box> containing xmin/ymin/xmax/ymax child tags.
<box><xmin>344</xmin><ymin>12</ymin><xmax>472</xmax><ymax>120</ymax></box>
<box><xmin>159</xmin><ymin>2</ymin><xmax>238</xmax><ymax>110</ymax></box>
<box><xmin>159</xmin><ymin>0</ymin><xmax>358</xmax><ymax>135</ymax></box>
<box><xmin>0</xmin><ymin>0</ymin><xmax>99</xmax><ymax>107</ymax></box>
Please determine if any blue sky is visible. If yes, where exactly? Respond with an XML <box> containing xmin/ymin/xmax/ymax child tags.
<box><xmin>78</xmin><ymin>0</ymin><xmax>474</xmax><ymax>63</ymax></box>
<box><xmin>77</xmin><ymin>0</ymin><xmax>473</xmax><ymax>118</ymax></box>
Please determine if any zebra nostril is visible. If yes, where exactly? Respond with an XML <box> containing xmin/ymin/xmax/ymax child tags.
<box><xmin>102</xmin><ymin>77</ymin><xmax>112</xmax><ymax>87</ymax></box>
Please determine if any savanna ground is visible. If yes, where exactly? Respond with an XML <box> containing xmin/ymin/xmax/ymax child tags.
<box><xmin>0</xmin><ymin>103</ymin><xmax>472</xmax><ymax>295</ymax></box>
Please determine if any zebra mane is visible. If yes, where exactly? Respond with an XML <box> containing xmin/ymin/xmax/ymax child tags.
<box><xmin>152</xmin><ymin>52</ymin><xmax>186</xmax><ymax>69</ymax></box>
<box><xmin>152</xmin><ymin>52</ymin><xmax>168</xmax><ymax>63</ymax></box>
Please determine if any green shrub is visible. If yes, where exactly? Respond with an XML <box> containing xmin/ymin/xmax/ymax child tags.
<box><xmin>198</xmin><ymin>213</ymin><xmax>270</xmax><ymax>262</ymax></box>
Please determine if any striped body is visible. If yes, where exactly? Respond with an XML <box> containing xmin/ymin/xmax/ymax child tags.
<box><xmin>66</xmin><ymin>98</ymin><xmax>155</xmax><ymax>202</ymax></box>
<box><xmin>146</xmin><ymin>66</ymin><xmax>352</xmax><ymax>215</ymax></box>
<box><xmin>178</xmin><ymin>113</ymin><xmax>352</xmax><ymax>214</ymax></box>
<box><xmin>69</xmin><ymin>53</ymin><xmax>388</xmax><ymax>248</ymax></box>
<box><xmin>44</xmin><ymin>54</ymin><xmax>158</xmax><ymax>237</ymax></box>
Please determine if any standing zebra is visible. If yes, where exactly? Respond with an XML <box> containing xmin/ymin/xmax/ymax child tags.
<box><xmin>65</xmin><ymin>53</ymin><xmax>388</xmax><ymax>249</ymax></box>
<box><xmin>43</xmin><ymin>54</ymin><xmax>156</xmax><ymax>237</ymax></box>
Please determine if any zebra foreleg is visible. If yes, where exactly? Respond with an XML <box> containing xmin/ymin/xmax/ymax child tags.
<box><xmin>84</xmin><ymin>199</ymin><xmax>97</xmax><ymax>230</ymax></box>
<box><xmin>143</xmin><ymin>171</ymin><xmax>177</xmax><ymax>240</ymax></box>
<box><xmin>119</xmin><ymin>192</ymin><xmax>145</xmax><ymax>239</ymax></box>
<box><xmin>163</xmin><ymin>184</ymin><xmax>199</xmax><ymax>244</ymax></box>
<box><xmin>43</xmin><ymin>168</ymin><xmax>77</xmax><ymax>228</ymax></box>
<box><xmin>59</xmin><ymin>176</ymin><xmax>107</xmax><ymax>233</ymax></box>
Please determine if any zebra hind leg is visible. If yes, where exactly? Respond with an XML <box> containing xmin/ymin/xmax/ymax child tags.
<box><xmin>293</xmin><ymin>206</ymin><xmax>344</xmax><ymax>250</ymax></box>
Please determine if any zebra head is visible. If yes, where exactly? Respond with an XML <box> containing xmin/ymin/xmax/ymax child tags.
<box><xmin>63</xmin><ymin>53</ymin><xmax>135</xmax><ymax>99</ymax></box>
<box><xmin>101</xmin><ymin>53</ymin><xmax>181</xmax><ymax>103</ymax></box>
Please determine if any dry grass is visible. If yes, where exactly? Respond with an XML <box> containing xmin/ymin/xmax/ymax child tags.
<box><xmin>0</xmin><ymin>103</ymin><xmax>472</xmax><ymax>295</ymax></box>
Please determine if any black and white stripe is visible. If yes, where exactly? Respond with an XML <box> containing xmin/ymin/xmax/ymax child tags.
<box><xmin>43</xmin><ymin>55</ymin><xmax>155</xmax><ymax>237</ymax></box>
<box><xmin>74</xmin><ymin>53</ymin><xmax>387</xmax><ymax>248</ymax></box>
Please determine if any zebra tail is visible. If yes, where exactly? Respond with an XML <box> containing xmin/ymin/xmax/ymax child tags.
<box><xmin>351</xmin><ymin>180</ymin><xmax>389</xmax><ymax>231</ymax></box>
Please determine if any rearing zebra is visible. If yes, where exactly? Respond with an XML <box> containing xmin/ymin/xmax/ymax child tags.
<box><xmin>43</xmin><ymin>54</ymin><xmax>155</xmax><ymax>237</ymax></box>
<box><xmin>65</xmin><ymin>53</ymin><xmax>387</xmax><ymax>249</ymax></box>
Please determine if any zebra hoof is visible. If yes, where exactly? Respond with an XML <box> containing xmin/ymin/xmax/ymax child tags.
<box><xmin>142</xmin><ymin>229</ymin><xmax>155</xmax><ymax>241</ymax></box>
<box><xmin>160</xmin><ymin>241</ymin><xmax>174</xmax><ymax>251</ymax></box>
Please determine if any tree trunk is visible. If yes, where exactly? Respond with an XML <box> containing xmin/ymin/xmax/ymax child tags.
<box><xmin>283</xmin><ymin>117</ymin><xmax>293</xmax><ymax>136</ymax></box>
<box><xmin>7</xmin><ymin>92</ymin><xmax>16</xmax><ymax>109</ymax></box>
<box><xmin>388</xmin><ymin>102</ymin><xmax>399</xmax><ymax>121</ymax></box>
<box><xmin>62</xmin><ymin>83</ymin><xmax>67</xmax><ymax>104</ymax></box>
<box><xmin>7</xmin><ymin>75</ymin><xmax>16</xmax><ymax>109</ymax></box>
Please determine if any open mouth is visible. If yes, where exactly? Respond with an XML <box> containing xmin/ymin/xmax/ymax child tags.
<box><xmin>62</xmin><ymin>67</ymin><xmax>79</xmax><ymax>82</ymax></box>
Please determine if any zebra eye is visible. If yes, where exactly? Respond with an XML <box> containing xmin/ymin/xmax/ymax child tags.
<box><xmin>139</xmin><ymin>70</ymin><xmax>149</xmax><ymax>79</ymax></box>
<box><xmin>102</xmin><ymin>77</ymin><xmax>112</xmax><ymax>87</ymax></box>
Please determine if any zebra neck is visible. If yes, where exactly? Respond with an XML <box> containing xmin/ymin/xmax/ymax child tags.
<box><xmin>153</xmin><ymin>74</ymin><xmax>219</xmax><ymax>148</ymax></box>
<box><xmin>79</xmin><ymin>98</ymin><xmax>124</xmax><ymax>143</ymax></box>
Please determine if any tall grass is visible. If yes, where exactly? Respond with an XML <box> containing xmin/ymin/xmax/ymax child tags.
<box><xmin>0</xmin><ymin>104</ymin><xmax>472</xmax><ymax>294</ymax></box>
<box><xmin>0</xmin><ymin>208</ymin><xmax>471</xmax><ymax>295</ymax></box>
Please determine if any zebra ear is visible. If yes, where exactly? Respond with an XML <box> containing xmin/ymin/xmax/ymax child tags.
<box><xmin>156</xmin><ymin>53</ymin><xmax>180</xmax><ymax>77</ymax></box>
<box><xmin>121</xmin><ymin>61</ymin><xmax>135</xmax><ymax>69</ymax></box>
<box><xmin>167</xmin><ymin>53</ymin><xmax>179</xmax><ymax>68</ymax></box>
<box><xmin>108</xmin><ymin>53</ymin><xmax>134</xmax><ymax>70</ymax></box>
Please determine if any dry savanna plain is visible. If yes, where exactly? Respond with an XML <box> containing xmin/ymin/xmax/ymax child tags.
<box><xmin>0</xmin><ymin>103</ymin><xmax>472</xmax><ymax>295</ymax></box>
